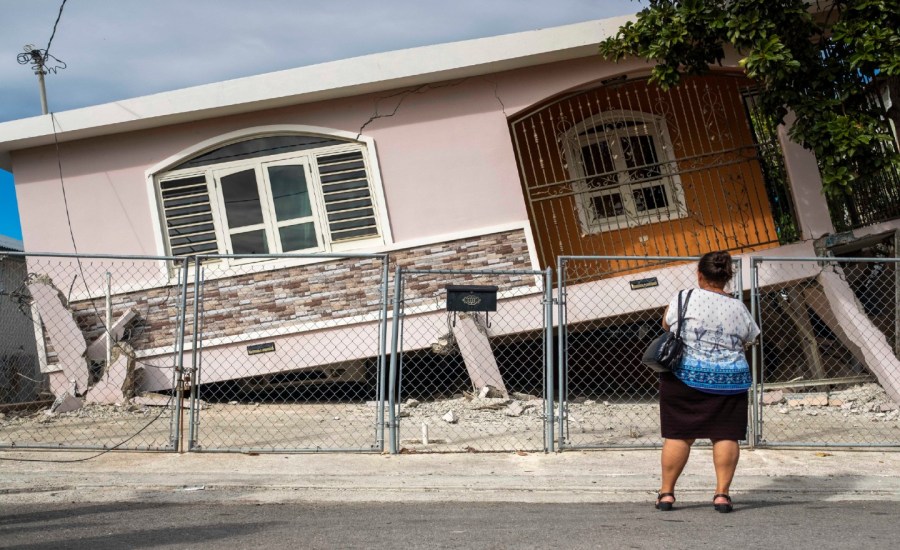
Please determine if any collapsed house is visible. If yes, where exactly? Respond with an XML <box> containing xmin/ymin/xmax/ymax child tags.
<box><xmin>0</xmin><ymin>14</ymin><xmax>899</xmax><ymax>410</ymax></box>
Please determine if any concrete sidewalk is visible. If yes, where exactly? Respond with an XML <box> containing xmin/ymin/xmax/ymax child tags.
<box><xmin>1</xmin><ymin>448</ymin><xmax>899</xmax><ymax>505</ymax></box>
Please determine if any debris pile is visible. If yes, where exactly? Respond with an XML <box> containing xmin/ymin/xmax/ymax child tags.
<box><xmin>762</xmin><ymin>383</ymin><xmax>900</xmax><ymax>421</ymax></box>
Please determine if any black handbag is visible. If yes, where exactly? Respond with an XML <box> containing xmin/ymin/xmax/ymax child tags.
<box><xmin>642</xmin><ymin>289</ymin><xmax>693</xmax><ymax>373</ymax></box>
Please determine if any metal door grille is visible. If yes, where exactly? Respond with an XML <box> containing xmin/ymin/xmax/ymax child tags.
<box><xmin>511</xmin><ymin>73</ymin><xmax>796</xmax><ymax>281</ymax></box>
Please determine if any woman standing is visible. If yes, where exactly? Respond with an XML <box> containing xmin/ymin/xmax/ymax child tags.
<box><xmin>655</xmin><ymin>251</ymin><xmax>759</xmax><ymax>513</ymax></box>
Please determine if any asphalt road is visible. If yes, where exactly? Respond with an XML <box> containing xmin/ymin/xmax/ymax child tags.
<box><xmin>0</xmin><ymin>500</ymin><xmax>895</xmax><ymax>549</ymax></box>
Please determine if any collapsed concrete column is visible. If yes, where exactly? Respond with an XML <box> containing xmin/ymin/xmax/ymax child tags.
<box><xmin>27</xmin><ymin>281</ymin><xmax>89</xmax><ymax>397</ymax></box>
<box><xmin>451</xmin><ymin>313</ymin><xmax>508</xmax><ymax>397</ymax></box>
<box><xmin>813</xmin><ymin>271</ymin><xmax>900</xmax><ymax>404</ymax></box>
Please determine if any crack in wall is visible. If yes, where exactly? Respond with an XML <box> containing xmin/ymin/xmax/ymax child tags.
<box><xmin>481</xmin><ymin>77</ymin><xmax>509</xmax><ymax>119</ymax></box>
<box><xmin>356</xmin><ymin>79</ymin><xmax>471</xmax><ymax>140</ymax></box>
<box><xmin>355</xmin><ymin>76</ymin><xmax>512</xmax><ymax>140</ymax></box>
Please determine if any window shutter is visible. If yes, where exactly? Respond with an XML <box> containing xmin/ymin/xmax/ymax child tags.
<box><xmin>159</xmin><ymin>175</ymin><xmax>220</xmax><ymax>257</ymax></box>
<box><xmin>317</xmin><ymin>151</ymin><xmax>380</xmax><ymax>241</ymax></box>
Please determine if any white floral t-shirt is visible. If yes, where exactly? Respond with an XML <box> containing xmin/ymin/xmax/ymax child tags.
<box><xmin>664</xmin><ymin>288</ymin><xmax>760</xmax><ymax>394</ymax></box>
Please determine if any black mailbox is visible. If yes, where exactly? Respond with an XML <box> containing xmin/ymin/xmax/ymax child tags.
<box><xmin>446</xmin><ymin>285</ymin><xmax>498</xmax><ymax>312</ymax></box>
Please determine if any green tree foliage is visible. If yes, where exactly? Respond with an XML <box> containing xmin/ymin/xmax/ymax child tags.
<box><xmin>599</xmin><ymin>0</ymin><xmax>900</xmax><ymax>196</ymax></box>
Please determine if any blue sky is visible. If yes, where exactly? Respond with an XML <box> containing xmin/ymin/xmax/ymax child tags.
<box><xmin>0</xmin><ymin>170</ymin><xmax>20</xmax><ymax>240</ymax></box>
<box><xmin>0</xmin><ymin>0</ymin><xmax>641</xmax><ymax>241</ymax></box>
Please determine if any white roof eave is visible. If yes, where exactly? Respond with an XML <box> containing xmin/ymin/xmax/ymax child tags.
<box><xmin>0</xmin><ymin>15</ymin><xmax>632</xmax><ymax>167</ymax></box>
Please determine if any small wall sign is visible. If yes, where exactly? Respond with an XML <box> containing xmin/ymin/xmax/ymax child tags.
<box><xmin>247</xmin><ymin>342</ymin><xmax>276</xmax><ymax>355</ymax></box>
<box><xmin>629</xmin><ymin>277</ymin><xmax>659</xmax><ymax>290</ymax></box>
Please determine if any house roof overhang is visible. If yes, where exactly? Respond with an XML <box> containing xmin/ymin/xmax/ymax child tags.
<box><xmin>0</xmin><ymin>15</ymin><xmax>634</xmax><ymax>171</ymax></box>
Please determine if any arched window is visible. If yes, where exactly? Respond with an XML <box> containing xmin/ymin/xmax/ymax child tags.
<box><xmin>564</xmin><ymin>111</ymin><xmax>685</xmax><ymax>233</ymax></box>
<box><xmin>153</xmin><ymin>131</ymin><xmax>386</xmax><ymax>260</ymax></box>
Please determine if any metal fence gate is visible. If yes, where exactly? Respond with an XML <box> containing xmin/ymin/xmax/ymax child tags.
<box><xmin>753</xmin><ymin>256</ymin><xmax>900</xmax><ymax>447</ymax></box>
<box><xmin>556</xmin><ymin>255</ymin><xmax>744</xmax><ymax>449</ymax></box>
<box><xmin>187</xmin><ymin>253</ymin><xmax>390</xmax><ymax>453</ymax></box>
<box><xmin>0</xmin><ymin>252</ymin><xmax>186</xmax><ymax>451</ymax></box>
<box><xmin>388</xmin><ymin>267</ymin><xmax>553</xmax><ymax>453</ymax></box>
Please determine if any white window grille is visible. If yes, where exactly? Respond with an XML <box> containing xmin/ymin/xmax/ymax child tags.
<box><xmin>564</xmin><ymin>111</ymin><xmax>686</xmax><ymax>233</ymax></box>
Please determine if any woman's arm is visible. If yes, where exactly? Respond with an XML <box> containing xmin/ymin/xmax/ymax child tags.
<box><xmin>662</xmin><ymin>306</ymin><xmax>670</xmax><ymax>331</ymax></box>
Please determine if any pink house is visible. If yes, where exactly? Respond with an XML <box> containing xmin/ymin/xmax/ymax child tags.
<box><xmin>2</xmin><ymin>16</ymin><xmax>899</xmax><ymax>403</ymax></box>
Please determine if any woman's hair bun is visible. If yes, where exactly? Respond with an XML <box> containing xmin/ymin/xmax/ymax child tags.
<box><xmin>699</xmin><ymin>251</ymin><xmax>733</xmax><ymax>285</ymax></box>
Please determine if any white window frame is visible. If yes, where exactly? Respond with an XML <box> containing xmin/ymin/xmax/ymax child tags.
<box><xmin>563</xmin><ymin>111</ymin><xmax>686</xmax><ymax>234</ymax></box>
<box><xmin>210</xmin><ymin>157</ymin><xmax>326</xmax><ymax>257</ymax></box>
<box><xmin>260</xmin><ymin>158</ymin><xmax>325</xmax><ymax>253</ymax></box>
<box><xmin>146</xmin><ymin>126</ymin><xmax>392</xmax><ymax>267</ymax></box>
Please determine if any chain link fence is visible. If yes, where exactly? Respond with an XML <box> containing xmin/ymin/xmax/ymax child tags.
<box><xmin>753</xmin><ymin>256</ymin><xmax>900</xmax><ymax>447</ymax></box>
<box><xmin>388</xmin><ymin>268</ymin><xmax>553</xmax><ymax>453</ymax></box>
<box><xmin>187</xmin><ymin>254</ymin><xmax>390</xmax><ymax>453</ymax></box>
<box><xmin>0</xmin><ymin>253</ymin><xmax>186</xmax><ymax>451</ymax></box>
<box><xmin>557</xmin><ymin>256</ymin><xmax>745</xmax><ymax>450</ymax></box>
<box><xmin>5</xmin><ymin>250</ymin><xmax>900</xmax><ymax>454</ymax></box>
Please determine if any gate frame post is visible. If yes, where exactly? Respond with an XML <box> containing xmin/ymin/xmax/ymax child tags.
<box><xmin>556</xmin><ymin>257</ymin><xmax>568</xmax><ymax>451</ymax></box>
<box><xmin>172</xmin><ymin>257</ymin><xmax>190</xmax><ymax>453</ymax></box>
<box><xmin>387</xmin><ymin>266</ymin><xmax>403</xmax><ymax>455</ymax></box>
<box><xmin>749</xmin><ymin>257</ymin><xmax>762</xmax><ymax>448</ymax></box>
<box><xmin>375</xmin><ymin>256</ymin><xmax>390</xmax><ymax>452</ymax></box>
<box><xmin>544</xmin><ymin>266</ymin><xmax>555</xmax><ymax>453</ymax></box>
<box><xmin>187</xmin><ymin>256</ymin><xmax>203</xmax><ymax>452</ymax></box>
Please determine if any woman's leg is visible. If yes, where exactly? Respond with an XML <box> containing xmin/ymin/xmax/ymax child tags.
<box><xmin>659</xmin><ymin>438</ymin><xmax>694</xmax><ymax>501</ymax></box>
<box><xmin>711</xmin><ymin>439</ymin><xmax>740</xmax><ymax>501</ymax></box>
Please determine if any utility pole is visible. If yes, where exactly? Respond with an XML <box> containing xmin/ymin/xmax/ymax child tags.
<box><xmin>31</xmin><ymin>49</ymin><xmax>49</xmax><ymax>115</ymax></box>
<box><xmin>18</xmin><ymin>45</ymin><xmax>64</xmax><ymax>116</ymax></box>
<box><xmin>17</xmin><ymin>0</ymin><xmax>69</xmax><ymax>116</ymax></box>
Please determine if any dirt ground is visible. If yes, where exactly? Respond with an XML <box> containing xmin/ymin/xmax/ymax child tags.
<box><xmin>1</xmin><ymin>383</ymin><xmax>898</xmax><ymax>453</ymax></box>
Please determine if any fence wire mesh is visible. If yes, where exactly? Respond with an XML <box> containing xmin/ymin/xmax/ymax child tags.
<box><xmin>391</xmin><ymin>268</ymin><xmax>551</xmax><ymax>453</ymax></box>
<box><xmin>754</xmin><ymin>256</ymin><xmax>900</xmax><ymax>447</ymax></box>
<box><xmin>0</xmin><ymin>253</ymin><xmax>185</xmax><ymax>451</ymax></box>
<box><xmin>557</xmin><ymin>256</ymin><xmax>745</xmax><ymax>449</ymax></box>
<box><xmin>188</xmin><ymin>254</ymin><xmax>389</xmax><ymax>452</ymax></box>
<box><xmin>6</xmin><ymin>250</ymin><xmax>900</xmax><ymax>454</ymax></box>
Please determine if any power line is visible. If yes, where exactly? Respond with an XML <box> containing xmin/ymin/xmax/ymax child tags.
<box><xmin>45</xmin><ymin>0</ymin><xmax>69</xmax><ymax>57</ymax></box>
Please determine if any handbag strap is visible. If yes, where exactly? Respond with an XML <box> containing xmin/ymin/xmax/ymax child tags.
<box><xmin>674</xmin><ymin>289</ymin><xmax>694</xmax><ymax>339</ymax></box>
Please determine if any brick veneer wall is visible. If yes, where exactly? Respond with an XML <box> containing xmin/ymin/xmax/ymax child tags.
<box><xmin>67</xmin><ymin>229</ymin><xmax>534</xmax><ymax>355</ymax></box>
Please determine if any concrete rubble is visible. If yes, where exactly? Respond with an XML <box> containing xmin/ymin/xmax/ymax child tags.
<box><xmin>2</xmin><ymin>382</ymin><xmax>898</xmax><ymax>453</ymax></box>
<box><xmin>761</xmin><ymin>383</ymin><xmax>900</xmax><ymax>421</ymax></box>
<box><xmin>26</xmin><ymin>276</ymin><xmax>145</xmax><ymax>411</ymax></box>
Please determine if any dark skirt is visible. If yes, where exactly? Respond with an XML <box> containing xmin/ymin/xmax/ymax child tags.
<box><xmin>659</xmin><ymin>372</ymin><xmax>748</xmax><ymax>440</ymax></box>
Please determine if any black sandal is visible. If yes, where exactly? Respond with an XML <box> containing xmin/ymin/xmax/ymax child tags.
<box><xmin>713</xmin><ymin>493</ymin><xmax>733</xmax><ymax>513</ymax></box>
<box><xmin>655</xmin><ymin>492</ymin><xmax>675</xmax><ymax>511</ymax></box>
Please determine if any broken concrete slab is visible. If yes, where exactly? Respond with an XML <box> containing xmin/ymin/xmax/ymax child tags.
<box><xmin>84</xmin><ymin>308</ymin><xmax>138</xmax><ymax>361</ymax></box>
<box><xmin>86</xmin><ymin>344</ymin><xmax>141</xmax><ymax>405</ymax></box>
<box><xmin>469</xmin><ymin>398</ymin><xmax>511</xmax><ymax>411</ymax></box>
<box><xmin>511</xmin><ymin>392</ymin><xmax>541</xmax><ymax>401</ymax></box>
<box><xmin>442</xmin><ymin>410</ymin><xmax>458</xmax><ymax>424</ymax></box>
<box><xmin>46</xmin><ymin>369</ymin><xmax>73</xmax><ymax>398</ymax></box>
<box><xmin>762</xmin><ymin>390</ymin><xmax>784</xmax><ymax>405</ymax></box>
<box><xmin>28</xmin><ymin>280</ymin><xmax>89</xmax><ymax>395</ymax></box>
<box><xmin>504</xmin><ymin>402</ymin><xmax>525</xmax><ymax>417</ymax></box>
<box><xmin>49</xmin><ymin>392</ymin><xmax>83</xmax><ymax>414</ymax></box>
<box><xmin>478</xmin><ymin>386</ymin><xmax>505</xmax><ymax>399</ymax></box>
<box><xmin>787</xmin><ymin>393</ymin><xmax>829</xmax><ymax>407</ymax></box>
